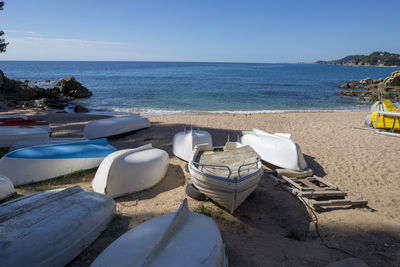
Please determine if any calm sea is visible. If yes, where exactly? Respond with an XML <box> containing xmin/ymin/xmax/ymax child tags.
<box><xmin>0</xmin><ymin>61</ymin><xmax>398</xmax><ymax>114</ymax></box>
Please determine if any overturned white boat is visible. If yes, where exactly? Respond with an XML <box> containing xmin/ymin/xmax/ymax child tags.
<box><xmin>9</xmin><ymin>137</ymin><xmax>88</xmax><ymax>151</ymax></box>
<box><xmin>0</xmin><ymin>175</ymin><xmax>15</xmax><ymax>200</ymax></box>
<box><xmin>91</xmin><ymin>199</ymin><xmax>227</xmax><ymax>267</ymax></box>
<box><xmin>84</xmin><ymin>115</ymin><xmax>150</xmax><ymax>139</ymax></box>
<box><xmin>0</xmin><ymin>186</ymin><xmax>115</xmax><ymax>266</ymax></box>
<box><xmin>173</xmin><ymin>127</ymin><xmax>213</xmax><ymax>162</ymax></box>
<box><xmin>240</xmin><ymin>128</ymin><xmax>308</xmax><ymax>171</ymax></box>
<box><xmin>0</xmin><ymin>139</ymin><xmax>117</xmax><ymax>186</ymax></box>
<box><xmin>0</xmin><ymin>114</ymin><xmax>28</xmax><ymax>120</ymax></box>
<box><xmin>0</xmin><ymin>126</ymin><xmax>49</xmax><ymax>147</ymax></box>
<box><xmin>92</xmin><ymin>144</ymin><xmax>169</xmax><ymax>198</ymax></box>
<box><xmin>189</xmin><ymin>142</ymin><xmax>263</xmax><ymax>213</ymax></box>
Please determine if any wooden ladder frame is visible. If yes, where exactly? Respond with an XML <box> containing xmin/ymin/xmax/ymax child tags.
<box><xmin>270</xmin><ymin>174</ymin><xmax>368</xmax><ymax>211</ymax></box>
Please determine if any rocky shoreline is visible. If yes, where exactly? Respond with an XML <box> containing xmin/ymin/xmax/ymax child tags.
<box><xmin>0</xmin><ymin>69</ymin><xmax>92</xmax><ymax>112</ymax></box>
<box><xmin>337</xmin><ymin>70</ymin><xmax>400</xmax><ymax>102</ymax></box>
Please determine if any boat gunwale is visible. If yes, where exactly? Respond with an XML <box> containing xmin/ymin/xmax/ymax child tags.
<box><xmin>189</xmin><ymin>160</ymin><xmax>263</xmax><ymax>182</ymax></box>
<box><xmin>189</xmin><ymin>144</ymin><xmax>263</xmax><ymax>182</ymax></box>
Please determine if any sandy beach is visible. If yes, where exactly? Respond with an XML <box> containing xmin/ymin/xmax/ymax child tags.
<box><xmin>1</xmin><ymin>109</ymin><xmax>399</xmax><ymax>266</ymax></box>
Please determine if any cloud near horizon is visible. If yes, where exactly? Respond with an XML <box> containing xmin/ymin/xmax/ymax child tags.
<box><xmin>0</xmin><ymin>35</ymin><xmax>135</xmax><ymax>61</ymax></box>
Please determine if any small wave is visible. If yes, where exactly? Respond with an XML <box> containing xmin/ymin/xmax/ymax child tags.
<box><xmin>106</xmin><ymin>106</ymin><xmax>369</xmax><ymax>116</ymax></box>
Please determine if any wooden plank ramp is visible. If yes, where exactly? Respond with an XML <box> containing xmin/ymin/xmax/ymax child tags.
<box><xmin>270</xmin><ymin>174</ymin><xmax>368</xmax><ymax>211</ymax></box>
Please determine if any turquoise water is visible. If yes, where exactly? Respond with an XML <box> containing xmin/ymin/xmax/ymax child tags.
<box><xmin>0</xmin><ymin>61</ymin><xmax>398</xmax><ymax>114</ymax></box>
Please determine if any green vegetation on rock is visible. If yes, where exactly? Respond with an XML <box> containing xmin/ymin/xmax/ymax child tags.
<box><xmin>0</xmin><ymin>2</ymin><xmax>7</xmax><ymax>53</ymax></box>
<box><xmin>316</xmin><ymin>52</ymin><xmax>400</xmax><ymax>67</ymax></box>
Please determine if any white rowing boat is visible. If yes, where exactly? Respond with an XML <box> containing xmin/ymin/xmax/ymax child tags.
<box><xmin>173</xmin><ymin>127</ymin><xmax>213</xmax><ymax>162</ymax></box>
<box><xmin>240</xmin><ymin>128</ymin><xmax>308</xmax><ymax>171</ymax></box>
<box><xmin>92</xmin><ymin>144</ymin><xmax>169</xmax><ymax>198</ymax></box>
<box><xmin>83</xmin><ymin>115</ymin><xmax>151</xmax><ymax>139</ymax></box>
<box><xmin>0</xmin><ymin>186</ymin><xmax>115</xmax><ymax>266</ymax></box>
<box><xmin>0</xmin><ymin>139</ymin><xmax>117</xmax><ymax>186</ymax></box>
<box><xmin>189</xmin><ymin>142</ymin><xmax>263</xmax><ymax>213</ymax></box>
<box><xmin>0</xmin><ymin>175</ymin><xmax>14</xmax><ymax>200</ymax></box>
<box><xmin>91</xmin><ymin>199</ymin><xmax>227</xmax><ymax>267</ymax></box>
<box><xmin>0</xmin><ymin>126</ymin><xmax>49</xmax><ymax>147</ymax></box>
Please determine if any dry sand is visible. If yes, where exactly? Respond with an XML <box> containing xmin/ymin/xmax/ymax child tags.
<box><xmin>1</xmin><ymin>109</ymin><xmax>399</xmax><ymax>266</ymax></box>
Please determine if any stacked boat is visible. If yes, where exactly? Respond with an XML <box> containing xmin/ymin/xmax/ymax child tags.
<box><xmin>84</xmin><ymin>115</ymin><xmax>151</xmax><ymax>139</ymax></box>
<box><xmin>0</xmin><ymin>175</ymin><xmax>15</xmax><ymax>200</ymax></box>
<box><xmin>92</xmin><ymin>144</ymin><xmax>169</xmax><ymax>198</ymax></box>
<box><xmin>0</xmin><ymin>186</ymin><xmax>115</xmax><ymax>266</ymax></box>
<box><xmin>0</xmin><ymin>139</ymin><xmax>116</xmax><ymax>186</ymax></box>
<box><xmin>91</xmin><ymin>199</ymin><xmax>227</xmax><ymax>267</ymax></box>
<box><xmin>173</xmin><ymin>127</ymin><xmax>213</xmax><ymax>162</ymax></box>
<box><xmin>240</xmin><ymin>128</ymin><xmax>308</xmax><ymax>171</ymax></box>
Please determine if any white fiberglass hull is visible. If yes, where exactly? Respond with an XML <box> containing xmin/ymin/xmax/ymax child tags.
<box><xmin>92</xmin><ymin>144</ymin><xmax>169</xmax><ymax>198</ymax></box>
<box><xmin>84</xmin><ymin>116</ymin><xmax>151</xmax><ymax>139</ymax></box>
<box><xmin>190</xmin><ymin>165</ymin><xmax>262</xmax><ymax>213</ymax></box>
<box><xmin>91</xmin><ymin>199</ymin><xmax>226</xmax><ymax>267</ymax></box>
<box><xmin>0</xmin><ymin>157</ymin><xmax>105</xmax><ymax>186</ymax></box>
<box><xmin>189</xmin><ymin>143</ymin><xmax>263</xmax><ymax>213</ymax></box>
<box><xmin>0</xmin><ymin>175</ymin><xmax>15</xmax><ymax>200</ymax></box>
<box><xmin>0</xmin><ymin>127</ymin><xmax>49</xmax><ymax>147</ymax></box>
<box><xmin>173</xmin><ymin>128</ymin><xmax>213</xmax><ymax>162</ymax></box>
<box><xmin>0</xmin><ymin>186</ymin><xmax>115</xmax><ymax>266</ymax></box>
<box><xmin>240</xmin><ymin>128</ymin><xmax>307</xmax><ymax>171</ymax></box>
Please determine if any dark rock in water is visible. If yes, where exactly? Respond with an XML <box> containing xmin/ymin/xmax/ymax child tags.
<box><xmin>0</xmin><ymin>69</ymin><xmax>94</xmax><ymax>110</ymax></box>
<box><xmin>338</xmin><ymin>90</ymin><xmax>363</xmax><ymax>97</ymax></box>
<box><xmin>57</xmin><ymin>76</ymin><xmax>92</xmax><ymax>98</ymax></box>
<box><xmin>338</xmin><ymin>82</ymin><xmax>361</xmax><ymax>89</ymax></box>
<box><xmin>43</xmin><ymin>98</ymin><xmax>68</xmax><ymax>109</ymax></box>
<box><xmin>74</xmin><ymin>104</ymin><xmax>89</xmax><ymax>113</ymax></box>
<box><xmin>338</xmin><ymin>71</ymin><xmax>400</xmax><ymax>102</ymax></box>
<box><xmin>359</xmin><ymin>78</ymin><xmax>373</xmax><ymax>85</ymax></box>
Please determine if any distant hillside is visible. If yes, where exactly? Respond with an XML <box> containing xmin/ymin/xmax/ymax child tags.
<box><xmin>316</xmin><ymin>52</ymin><xmax>400</xmax><ymax>67</ymax></box>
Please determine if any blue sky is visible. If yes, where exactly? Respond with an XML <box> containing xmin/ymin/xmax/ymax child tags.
<box><xmin>1</xmin><ymin>0</ymin><xmax>399</xmax><ymax>62</ymax></box>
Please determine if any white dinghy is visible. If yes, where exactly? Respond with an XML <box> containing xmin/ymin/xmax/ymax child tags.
<box><xmin>9</xmin><ymin>137</ymin><xmax>88</xmax><ymax>151</ymax></box>
<box><xmin>173</xmin><ymin>127</ymin><xmax>213</xmax><ymax>162</ymax></box>
<box><xmin>0</xmin><ymin>175</ymin><xmax>15</xmax><ymax>200</ymax></box>
<box><xmin>189</xmin><ymin>142</ymin><xmax>263</xmax><ymax>213</ymax></box>
<box><xmin>0</xmin><ymin>126</ymin><xmax>49</xmax><ymax>147</ymax></box>
<box><xmin>0</xmin><ymin>139</ymin><xmax>117</xmax><ymax>186</ymax></box>
<box><xmin>84</xmin><ymin>115</ymin><xmax>150</xmax><ymax>139</ymax></box>
<box><xmin>0</xmin><ymin>186</ymin><xmax>115</xmax><ymax>266</ymax></box>
<box><xmin>0</xmin><ymin>114</ymin><xmax>28</xmax><ymax>120</ymax></box>
<box><xmin>240</xmin><ymin>128</ymin><xmax>308</xmax><ymax>171</ymax></box>
<box><xmin>91</xmin><ymin>199</ymin><xmax>227</xmax><ymax>267</ymax></box>
<box><xmin>92</xmin><ymin>144</ymin><xmax>169</xmax><ymax>198</ymax></box>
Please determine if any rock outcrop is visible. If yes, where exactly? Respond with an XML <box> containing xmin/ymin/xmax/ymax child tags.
<box><xmin>0</xmin><ymin>70</ymin><xmax>93</xmax><ymax>110</ymax></box>
<box><xmin>338</xmin><ymin>71</ymin><xmax>400</xmax><ymax>102</ymax></box>
<box><xmin>56</xmin><ymin>77</ymin><xmax>92</xmax><ymax>98</ymax></box>
<box><xmin>384</xmin><ymin>70</ymin><xmax>400</xmax><ymax>86</ymax></box>
<box><xmin>74</xmin><ymin>104</ymin><xmax>89</xmax><ymax>112</ymax></box>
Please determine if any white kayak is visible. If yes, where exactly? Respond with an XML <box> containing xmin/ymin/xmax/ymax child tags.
<box><xmin>173</xmin><ymin>127</ymin><xmax>213</xmax><ymax>162</ymax></box>
<box><xmin>91</xmin><ymin>199</ymin><xmax>227</xmax><ymax>267</ymax></box>
<box><xmin>84</xmin><ymin>116</ymin><xmax>151</xmax><ymax>139</ymax></box>
<box><xmin>0</xmin><ymin>186</ymin><xmax>115</xmax><ymax>266</ymax></box>
<box><xmin>0</xmin><ymin>175</ymin><xmax>15</xmax><ymax>200</ymax></box>
<box><xmin>240</xmin><ymin>128</ymin><xmax>308</xmax><ymax>171</ymax></box>
<box><xmin>0</xmin><ymin>126</ymin><xmax>49</xmax><ymax>147</ymax></box>
<box><xmin>92</xmin><ymin>144</ymin><xmax>169</xmax><ymax>198</ymax></box>
<box><xmin>9</xmin><ymin>137</ymin><xmax>88</xmax><ymax>151</ymax></box>
<box><xmin>0</xmin><ymin>139</ymin><xmax>117</xmax><ymax>186</ymax></box>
